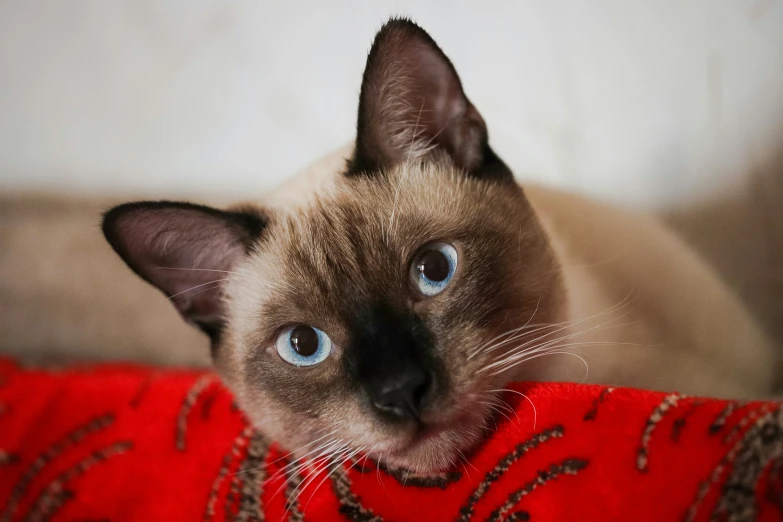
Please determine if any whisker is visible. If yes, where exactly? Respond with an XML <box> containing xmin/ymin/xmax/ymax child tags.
<box><xmin>372</xmin><ymin>451</ymin><xmax>398</xmax><ymax>506</ymax></box>
<box><xmin>271</xmin><ymin>441</ymin><xmax>346</xmax><ymax>504</ymax></box>
<box><xmin>479</xmin><ymin>312</ymin><xmax>635</xmax><ymax>375</ymax></box>
<box><xmin>474</xmin><ymin>390</ymin><xmax>520</xmax><ymax>419</ymax></box>
<box><xmin>166</xmin><ymin>279</ymin><xmax>229</xmax><ymax>300</ymax></box>
<box><xmin>491</xmin><ymin>396</ymin><xmax>521</xmax><ymax>423</ymax></box>
<box><xmin>472</xmin><ymin>288</ymin><xmax>638</xmax><ymax>362</ymax></box>
<box><xmin>241</xmin><ymin>430</ymin><xmax>338</xmax><ymax>482</ymax></box>
<box><xmin>488</xmin><ymin>343</ymin><xmax>592</xmax><ymax>381</ymax></box>
<box><xmin>263</xmin><ymin>429</ymin><xmax>339</xmax><ymax>471</ymax></box>
<box><xmin>489</xmin><ymin>388</ymin><xmax>537</xmax><ymax>429</ymax></box>
<box><xmin>467</xmin><ymin>293</ymin><xmax>543</xmax><ymax>360</ymax></box>
<box><xmin>303</xmin><ymin>447</ymin><xmax>364</xmax><ymax>512</ymax></box>
<box><xmin>482</xmin><ymin>318</ymin><xmax>641</xmax><ymax>377</ymax></box>
<box><xmin>289</xmin><ymin>445</ymin><xmax>353</xmax><ymax>509</ymax></box>
<box><xmin>457</xmin><ymin>456</ymin><xmax>472</xmax><ymax>481</ymax></box>
<box><xmin>152</xmin><ymin>267</ymin><xmax>242</xmax><ymax>276</ymax></box>
<box><xmin>479</xmin><ymin>324</ymin><xmax>598</xmax><ymax>375</ymax></box>
<box><xmin>456</xmin><ymin>446</ymin><xmax>479</xmax><ymax>474</ymax></box>
<box><xmin>157</xmin><ymin>266</ymin><xmax>297</xmax><ymax>297</ymax></box>
<box><xmin>264</xmin><ymin>438</ymin><xmax>345</xmax><ymax>495</ymax></box>
<box><xmin>277</xmin><ymin>438</ymin><xmax>345</xmax><ymax>478</ymax></box>
<box><xmin>333</xmin><ymin>446</ymin><xmax>365</xmax><ymax>483</ymax></box>
<box><xmin>470</xmin><ymin>294</ymin><xmax>634</xmax><ymax>362</ymax></box>
<box><xmin>476</xmin><ymin>400</ymin><xmax>514</xmax><ymax>424</ymax></box>
<box><xmin>508</xmin><ymin>350</ymin><xmax>591</xmax><ymax>382</ymax></box>
<box><xmin>470</xmin><ymin>322</ymin><xmax>563</xmax><ymax>361</ymax></box>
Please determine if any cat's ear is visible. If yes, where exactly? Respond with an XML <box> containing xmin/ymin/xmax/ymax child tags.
<box><xmin>348</xmin><ymin>18</ymin><xmax>511</xmax><ymax>181</ymax></box>
<box><xmin>102</xmin><ymin>201</ymin><xmax>266</xmax><ymax>340</ymax></box>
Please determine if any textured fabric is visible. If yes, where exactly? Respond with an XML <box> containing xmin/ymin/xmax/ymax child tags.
<box><xmin>0</xmin><ymin>358</ymin><xmax>781</xmax><ymax>522</ymax></box>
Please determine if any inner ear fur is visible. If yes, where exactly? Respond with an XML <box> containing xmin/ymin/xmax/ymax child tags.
<box><xmin>348</xmin><ymin>17</ymin><xmax>512</xmax><ymax>182</ymax></box>
<box><xmin>102</xmin><ymin>200</ymin><xmax>266</xmax><ymax>341</ymax></box>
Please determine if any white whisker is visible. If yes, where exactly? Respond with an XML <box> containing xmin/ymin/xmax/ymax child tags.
<box><xmin>472</xmin><ymin>288</ymin><xmax>637</xmax><ymax>363</ymax></box>
<box><xmin>476</xmin><ymin>400</ymin><xmax>514</xmax><ymax>424</ymax></box>
<box><xmin>264</xmin><ymin>429</ymin><xmax>339</xmax><ymax>470</ymax></box>
<box><xmin>265</xmin><ymin>438</ymin><xmax>346</xmax><ymax>498</ymax></box>
<box><xmin>479</xmin><ymin>302</ymin><xmax>637</xmax><ymax>375</ymax></box>
<box><xmin>489</xmin><ymin>388</ymin><xmax>537</xmax><ymax>429</ymax></box>
<box><xmin>482</xmin><ymin>318</ymin><xmax>640</xmax><ymax>377</ymax></box>
<box><xmin>506</xmin><ymin>350</ymin><xmax>591</xmax><ymax>382</ymax></box>
<box><xmin>467</xmin><ymin>293</ymin><xmax>543</xmax><ymax>360</ymax></box>
<box><xmin>152</xmin><ymin>267</ymin><xmax>242</xmax><ymax>276</ymax></box>
<box><xmin>166</xmin><ymin>279</ymin><xmax>229</xmax><ymax>300</ymax></box>
<box><xmin>254</xmin><ymin>429</ymin><xmax>339</xmax><ymax>482</ymax></box>
<box><xmin>372</xmin><ymin>451</ymin><xmax>398</xmax><ymax>506</ymax></box>
<box><xmin>274</xmin><ymin>441</ymin><xmax>348</xmax><ymax>506</ymax></box>
<box><xmin>291</xmin><ymin>444</ymin><xmax>355</xmax><ymax>510</ymax></box>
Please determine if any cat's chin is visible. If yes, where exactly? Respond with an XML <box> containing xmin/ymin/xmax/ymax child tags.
<box><xmin>371</xmin><ymin>421</ymin><xmax>488</xmax><ymax>474</ymax></box>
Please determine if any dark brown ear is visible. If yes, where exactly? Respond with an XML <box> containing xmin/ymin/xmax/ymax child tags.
<box><xmin>348</xmin><ymin>18</ymin><xmax>511</xmax><ymax>181</ymax></box>
<box><xmin>102</xmin><ymin>201</ymin><xmax>266</xmax><ymax>341</ymax></box>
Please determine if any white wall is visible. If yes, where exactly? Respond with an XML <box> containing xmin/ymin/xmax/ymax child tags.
<box><xmin>1</xmin><ymin>0</ymin><xmax>782</xmax><ymax>208</ymax></box>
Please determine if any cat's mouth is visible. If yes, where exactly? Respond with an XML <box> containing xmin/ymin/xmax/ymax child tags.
<box><xmin>369</xmin><ymin>403</ymin><xmax>492</xmax><ymax>472</ymax></box>
<box><xmin>389</xmin><ymin>423</ymin><xmax>446</xmax><ymax>452</ymax></box>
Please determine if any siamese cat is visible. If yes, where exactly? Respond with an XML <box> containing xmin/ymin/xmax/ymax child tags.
<box><xmin>101</xmin><ymin>19</ymin><xmax>776</xmax><ymax>472</ymax></box>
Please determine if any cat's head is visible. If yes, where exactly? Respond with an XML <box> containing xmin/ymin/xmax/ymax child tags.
<box><xmin>102</xmin><ymin>18</ymin><xmax>565</xmax><ymax>472</ymax></box>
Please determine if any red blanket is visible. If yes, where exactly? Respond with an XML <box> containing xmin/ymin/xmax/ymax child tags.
<box><xmin>0</xmin><ymin>358</ymin><xmax>781</xmax><ymax>521</ymax></box>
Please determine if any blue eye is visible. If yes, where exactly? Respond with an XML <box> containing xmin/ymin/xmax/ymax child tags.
<box><xmin>410</xmin><ymin>242</ymin><xmax>458</xmax><ymax>297</ymax></box>
<box><xmin>275</xmin><ymin>325</ymin><xmax>333</xmax><ymax>367</ymax></box>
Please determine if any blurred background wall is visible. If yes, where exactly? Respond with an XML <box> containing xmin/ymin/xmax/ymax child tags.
<box><xmin>0</xmin><ymin>0</ymin><xmax>782</xmax><ymax>208</ymax></box>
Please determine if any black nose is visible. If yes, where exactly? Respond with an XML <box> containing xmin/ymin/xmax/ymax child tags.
<box><xmin>370</xmin><ymin>367</ymin><xmax>431</xmax><ymax>421</ymax></box>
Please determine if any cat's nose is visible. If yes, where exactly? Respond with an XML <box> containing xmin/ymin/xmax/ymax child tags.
<box><xmin>370</xmin><ymin>367</ymin><xmax>431</xmax><ymax>421</ymax></box>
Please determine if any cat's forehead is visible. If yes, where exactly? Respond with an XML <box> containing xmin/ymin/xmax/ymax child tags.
<box><xmin>271</xmin><ymin>162</ymin><xmax>523</xmax><ymax>256</ymax></box>
<box><xmin>262</xmin><ymin>164</ymin><xmax>473</xmax><ymax>289</ymax></box>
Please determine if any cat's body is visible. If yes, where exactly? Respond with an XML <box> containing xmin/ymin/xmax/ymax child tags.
<box><xmin>1</xmin><ymin>19</ymin><xmax>777</xmax><ymax>472</ymax></box>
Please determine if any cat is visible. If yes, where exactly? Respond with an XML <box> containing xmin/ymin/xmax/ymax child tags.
<box><xmin>98</xmin><ymin>18</ymin><xmax>777</xmax><ymax>472</ymax></box>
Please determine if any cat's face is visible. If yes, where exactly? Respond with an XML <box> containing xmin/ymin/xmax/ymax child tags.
<box><xmin>218</xmin><ymin>163</ymin><xmax>563</xmax><ymax>470</ymax></box>
<box><xmin>102</xmin><ymin>18</ymin><xmax>564</xmax><ymax>472</ymax></box>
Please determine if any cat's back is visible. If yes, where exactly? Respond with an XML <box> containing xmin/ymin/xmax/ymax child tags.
<box><xmin>523</xmin><ymin>184</ymin><xmax>777</xmax><ymax>397</ymax></box>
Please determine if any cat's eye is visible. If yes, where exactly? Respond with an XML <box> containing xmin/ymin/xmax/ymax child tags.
<box><xmin>410</xmin><ymin>242</ymin><xmax>458</xmax><ymax>297</ymax></box>
<box><xmin>275</xmin><ymin>324</ymin><xmax>333</xmax><ymax>367</ymax></box>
